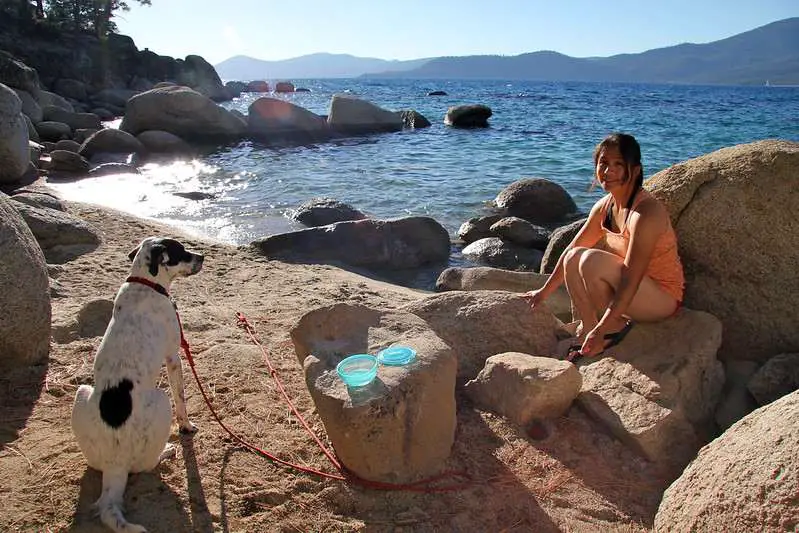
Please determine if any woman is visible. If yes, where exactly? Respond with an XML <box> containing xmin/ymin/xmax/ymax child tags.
<box><xmin>524</xmin><ymin>133</ymin><xmax>684</xmax><ymax>360</ymax></box>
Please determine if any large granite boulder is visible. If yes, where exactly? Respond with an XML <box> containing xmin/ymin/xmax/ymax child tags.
<box><xmin>655</xmin><ymin>389</ymin><xmax>799</xmax><ymax>532</ymax></box>
<box><xmin>495</xmin><ymin>178</ymin><xmax>578</xmax><ymax>225</ymax></box>
<box><xmin>10</xmin><ymin>200</ymin><xmax>101</xmax><ymax>262</ymax></box>
<box><xmin>402</xmin><ymin>291</ymin><xmax>562</xmax><ymax>383</ymax></box>
<box><xmin>327</xmin><ymin>95</ymin><xmax>403</xmax><ymax>135</ymax></box>
<box><xmin>250</xmin><ymin>216</ymin><xmax>450</xmax><ymax>269</ymax></box>
<box><xmin>0</xmin><ymin>193</ymin><xmax>51</xmax><ymax>367</ymax></box>
<box><xmin>13</xmin><ymin>88</ymin><xmax>42</xmax><ymax>123</ymax></box>
<box><xmin>290</xmin><ymin>304</ymin><xmax>457</xmax><ymax>483</ymax></box>
<box><xmin>647</xmin><ymin>140</ymin><xmax>799</xmax><ymax>362</ymax></box>
<box><xmin>0</xmin><ymin>83</ymin><xmax>31</xmax><ymax>184</ymax></box>
<box><xmin>576</xmin><ymin>309</ymin><xmax>724</xmax><ymax>476</ymax></box>
<box><xmin>119</xmin><ymin>86</ymin><xmax>246</xmax><ymax>141</ymax></box>
<box><xmin>79</xmin><ymin>128</ymin><xmax>146</xmax><ymax>158</ymax></box>
<box><xmin>9</xmin><ymin>189</ymin><xmax>66</xmax><ymax>211</ymax></box>
<box><xmin>247</xmin><ymin>97</ymin><xmax>330</xmax><ymax>142</ymax></box>
<box><xmin>175</xmin><ymin>55</ymin><xmax>228</xmax><ymax>101</ymax></box>
<box><xmin>0</xmin><ymin>50</ymin><xmax>42</xmax><ymax>101</ymax></box>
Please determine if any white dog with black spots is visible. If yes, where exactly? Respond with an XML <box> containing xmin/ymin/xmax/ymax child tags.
<box><xmin>71</xmin><ymin>237</ymin><xmax>203</xmax><ymax>533</ymax></box>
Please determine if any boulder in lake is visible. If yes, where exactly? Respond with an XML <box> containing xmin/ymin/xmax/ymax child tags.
<box><xmin>444</xmin><ymin>104</ymin><xmax>492</xmax><ymax>128</ymax></box>
<box><xmin>250</xmin><ymin>216</ymin><xmax>450</xmax><ymax>269</ymax></box>
<box><xmin>119</xmin><ymin>86</ymin><xmax>246</xmax><ymax>141</ymax></box>
<box><xmin>327</xmin><ymin>95</ymin><xmax>403</xmax><ymax>135</ymax></box>
<box><xmin>175</xmin><ymin>55</ymin><xmax>228</xmax><ymax>102</ymax></box>
<box><xmin>396</xmin><ymin>109</ymin><xmax>431</xmax><ymax>129</ymax></box>
<box><xmin>494</xmin><ymin>177</ymin><xmax>578</xmax><ymax>225</ymax></box>
<box><xmin>461</xmin><ymin>237</ymin><xmax>543</xmax><ymax>271</ymax></box>
<box><xmin>457</xmin><ymin>214</ymin><xmax>504</xmax><ymax>244</ymax></box>
<box><xmin>489</xmin><ymin>216</ymin><xmax>550</xmax><ymax>248</ymax></box>
<box><xmin>291</xmin><ymin>198</ymin><xmax>367</xmax><ymax>227</ymax></box>
<box><xmin>247</xmin><ymin>97</ymin><xmax>330</xmax><ymax>142</ymax></box>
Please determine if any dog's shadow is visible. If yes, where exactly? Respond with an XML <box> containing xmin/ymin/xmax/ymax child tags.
<box><xmin>68</xmin><ymin>435</ymin><xmax>210</xmax><ymax>532</ymax></box>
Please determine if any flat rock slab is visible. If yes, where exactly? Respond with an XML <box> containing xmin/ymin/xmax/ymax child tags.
<box><xmin>575</xmin><ymin>309</ymin><xmax>724</xmax><ymax>476</ymax></box>
<box><xmin>402</xmin><ymin>290</ymin><xmax>562</xmax><ymax>384</ymax></box>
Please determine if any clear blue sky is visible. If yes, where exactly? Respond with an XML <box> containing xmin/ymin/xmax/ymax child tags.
<box><xmin>114</xmin><ymin>0</ymin><xmax>798</xmax><ymax>66</ymax></box>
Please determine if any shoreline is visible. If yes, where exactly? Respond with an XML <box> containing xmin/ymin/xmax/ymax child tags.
<box><xmin>0</xmin><ymin>191</ymin><xmax>670</xmax><ymax>531</ymax></box>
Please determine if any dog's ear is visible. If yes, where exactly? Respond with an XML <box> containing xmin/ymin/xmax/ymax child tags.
<box><xmin>148</xmin><ymin>244</ymin><xmax>166</xmax><ymax>276</ymax></box>
<box><xmin>128</xmin><ymin>245</ymin><xmax>140</xmax><ymax>262</ymax></box>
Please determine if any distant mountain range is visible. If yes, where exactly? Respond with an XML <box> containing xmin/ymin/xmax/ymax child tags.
<box><xmin>215</xmin><ymin>17</ymin><xmax>799</xmax><ymax>85</ymax></box>
<box><xmin>215</xmin><ymin>53</ymin><xmax>430</xmax><ymax>80</ymax></box>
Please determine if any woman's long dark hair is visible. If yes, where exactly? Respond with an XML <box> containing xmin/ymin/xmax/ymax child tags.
<box><xmin>593</xmin><ymin>133</ymin><xmax>644</xmax><ymax>209</ymax></box>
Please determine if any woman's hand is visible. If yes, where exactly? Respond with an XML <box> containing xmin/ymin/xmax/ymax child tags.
<box><xmin>576</xmin><ymin>324</ymin><xmax>607</xmax><ymax>358</ymax></box>
<box><xmin>522</xmin><ymin>288</ymin><xmax>547</xmax><ymax>309</ymax></box>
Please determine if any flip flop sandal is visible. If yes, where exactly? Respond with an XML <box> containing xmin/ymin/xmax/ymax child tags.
<box><xmin>599</xmin><ymin>320</ymin><xmax>634</xmax><ymax>355</ymax></box>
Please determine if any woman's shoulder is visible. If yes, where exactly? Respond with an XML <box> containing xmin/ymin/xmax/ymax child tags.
<box><xmin>632</xmin><ymin>191</ymin><xmax>670</xmax><ymax>227</ymax></box>
<box><xmin>590</xmin><ymin>193</ymin><xmax>612</xmax><ymax>212</ymax></box>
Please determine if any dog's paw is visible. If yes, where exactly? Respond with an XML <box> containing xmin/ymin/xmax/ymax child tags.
<box><xmin>158</xmin><ymin>443</ymin><xmax>177</xmax><ymax>463</ymax></box>
<box><xmin>179</xmin><ymin>421</ymin><xmax>198</xmax><ymax>434</ymax></box>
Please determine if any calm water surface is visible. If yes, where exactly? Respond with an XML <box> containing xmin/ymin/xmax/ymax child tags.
<box><xmin>49</xmin><ymin>79</ymin><xmax>799</xmax><ymax>246</ymax></box>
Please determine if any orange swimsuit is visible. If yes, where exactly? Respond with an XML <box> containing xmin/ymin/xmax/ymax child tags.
<box><xmin>598</xmin><ymin>192</ymin><xmax>685</xmax><ymax>303</ymax></box>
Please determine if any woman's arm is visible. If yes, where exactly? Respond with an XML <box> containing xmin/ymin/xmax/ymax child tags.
<box><xmin>525</xmin><ymin>197</ymin><xmax>606</xmax><ymax>305</ymax></box>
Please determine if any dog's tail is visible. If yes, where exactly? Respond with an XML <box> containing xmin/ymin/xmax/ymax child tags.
<box><xmin>96</xmin><ymin>469</ymin><xmax>147</xmax><ymax>533</ymax></box>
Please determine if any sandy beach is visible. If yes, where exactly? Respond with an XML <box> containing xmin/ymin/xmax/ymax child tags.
<box><xmin>0</xmin><ymin>192</ymin><xmax>668</xmax><ymax>532</ymax></box>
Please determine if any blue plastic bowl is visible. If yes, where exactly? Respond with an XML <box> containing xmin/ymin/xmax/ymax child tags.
<box><xmin>377</xmin><ymin>345</ymin><xmax>416</xmax><ymax>366</ymax></box>
<box><xmin>336</xmin><ymin>354</ymin><xmax>378</xmax><ymax>387</ymax></box>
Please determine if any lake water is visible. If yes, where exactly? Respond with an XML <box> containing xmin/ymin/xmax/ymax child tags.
<box><xmin>49</xmin><ymin>79</ymin><xmax>799</xmax><ymax>248</ymax></box>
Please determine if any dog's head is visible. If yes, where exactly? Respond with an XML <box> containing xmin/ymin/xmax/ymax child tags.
<box><xmin>128</xmin><ymin>237</ymin><xmax>204</xmax><ymax>281</ymax></box>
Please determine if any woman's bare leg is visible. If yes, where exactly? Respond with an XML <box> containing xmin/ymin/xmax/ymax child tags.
<box><xmin>577</xmin><ymin>248</ymin><xmax>679</xmax><ymax>331</ymax></box>
<box><xmin>562</xmin><ymin>247</ymin><xmax>598</xmax><ymax>334</ymax></box>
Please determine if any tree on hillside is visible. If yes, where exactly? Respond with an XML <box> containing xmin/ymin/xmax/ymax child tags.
<box><xmin>0</xmin><ymin>0</ymin><xmax>151</xmax><ymax>36</ymax></box>
<box><xmin>0</xmin><ymin>0</ymin><xmax>42</xmax><ymax>25</ymax></box>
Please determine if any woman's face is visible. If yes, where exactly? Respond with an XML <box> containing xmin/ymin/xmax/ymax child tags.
<box><xmin>596</xmin><ymin>146</ymin><xmax>638</xmax><ymax>192</ymax></box>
